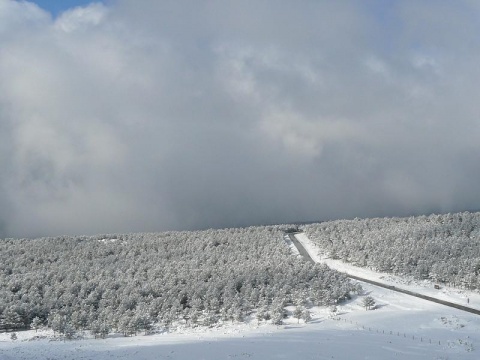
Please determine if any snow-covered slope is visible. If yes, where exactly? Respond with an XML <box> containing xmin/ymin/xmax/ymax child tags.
<box><xmin>1</xmin><ymin>232</ymin><xmax>479</xmax><ymax>359</ymax></box>
<box><xmin>1</xmin><ymin>280</ymin><xmax>479</xmax><ymax>359</ymax></box>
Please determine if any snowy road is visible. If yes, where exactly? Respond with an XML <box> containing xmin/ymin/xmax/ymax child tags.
<box><xmin>292</xmin><ymin>232</ymin><xmax>480</xmax><ymax>316</ymax></box>
<box><xmin>286</xmin><ymin>233</ymin><xmax>314</xmax><ymax>263</ymax></box>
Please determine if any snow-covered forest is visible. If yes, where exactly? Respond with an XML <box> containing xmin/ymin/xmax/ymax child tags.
<box><xmin>305</xmin><ymin>211</ymin><xmax>480</xmax><ymax>290</ymax></box>
<box><xmin>0</xmin><ymin>226</ymin><xmax>355</xmax><ymax>337</ymax></box>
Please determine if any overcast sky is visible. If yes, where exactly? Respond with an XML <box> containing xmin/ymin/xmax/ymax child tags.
<box><xmin>1</xmin><ymin>0</ymin><xmax>480</xmax><ymax>238</ymax></box>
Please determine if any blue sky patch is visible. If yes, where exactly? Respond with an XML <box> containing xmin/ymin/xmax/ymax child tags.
<box><xmin>29</xmin><ymin>0</ymin><xmax>103</xmax><ymax>16</ymax></box>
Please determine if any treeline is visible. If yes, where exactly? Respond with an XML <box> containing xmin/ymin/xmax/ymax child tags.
<box><xmin>304</xmin><ymin>211</ymin><xmax>480</xmax><ymax>290</ymax></box>
<box><xmin>0</xmin><ymin>226</ymin><xmax>355</xmax><ymax>337</ymax></box>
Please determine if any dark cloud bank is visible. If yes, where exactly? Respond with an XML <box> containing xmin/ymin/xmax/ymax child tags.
<box><xmin>1</xmin><ymin>0</ymin><xmax>480</xmax><ymax>238</ymax></box>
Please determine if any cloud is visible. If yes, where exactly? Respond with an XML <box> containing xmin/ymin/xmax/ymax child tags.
<box><xmin>1</xmin><ymin>0</ymin><xmax>480</xmax><ymax>238</ymax></box>
<box><xmin>54</xmin><ymin>3</ymin><xmax>107</xmax><ymax>33</ymax></box>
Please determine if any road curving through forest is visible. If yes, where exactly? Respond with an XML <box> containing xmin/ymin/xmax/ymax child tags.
<box><xmin>288</xmin><ymin>232</ymin><xmax>480</xmax><ymax>316</ymax></box>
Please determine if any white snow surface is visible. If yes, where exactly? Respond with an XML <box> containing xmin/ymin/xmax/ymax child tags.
<box><xmin>1</xmin><ymin>233</ymin><xmax>480</xmax><ymax>359</ymax></box>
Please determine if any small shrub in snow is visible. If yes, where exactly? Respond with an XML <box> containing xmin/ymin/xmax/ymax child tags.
<box><xmin>329</xmin><ymin>305</ymin><xmax>338</xmax><ymax>318</ymax></box>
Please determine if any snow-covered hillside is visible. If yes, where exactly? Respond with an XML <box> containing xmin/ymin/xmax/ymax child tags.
<box><xmin>0</xmin><ymin>227</ymin><xmax>353</xmax><ymax>337</ymax></box>
<box><xmin>2</xmin><ymin>231</ymin><xmax>480</xmax><ymax>359</ymax></box>
<box><xmin>2</xmin><ymin>220</ymin><xmax>480</xmax><ymax>359</ymax></box>
<box><xmin>1</xmin><ymin>280</ymin><xmax>479</xmax><ymax>359</ymax></box>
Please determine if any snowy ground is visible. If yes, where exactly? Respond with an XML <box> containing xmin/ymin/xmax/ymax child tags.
<box><xmin>1</xmin><ymin>234</ymin><xmax>479</xmax><ymax>359</ymax></box>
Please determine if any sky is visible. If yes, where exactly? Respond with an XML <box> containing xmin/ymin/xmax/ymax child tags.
<box><xmin>24</xmin><ymin>0</ymin><xmax>101</xmax><ymax>16</ymax></box>
<box><xmin>1</xmin><ymin>0</ymin><xmax>480</xmax><ymax>239</ymax></box>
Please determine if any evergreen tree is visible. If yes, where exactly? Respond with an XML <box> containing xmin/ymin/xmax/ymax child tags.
<box><xmin>48</xmin><ymin>313</ymin><xmax>66</xmax><ymax>336</ymax></box>
<box><xmin>271</xmin><ymin>311</ymin><xmax>283</xmax><ymax>326</ymax></box>
<box><xmin>4</xmin><ymin>309</ymin><xmax>23</xmax><ymax>331</ymax></box>
<box><xmin>293</xmin><ymin>306</ymin><xmax>303</xmax><ymax>324</ymax></box>
<box><xmin>301</xmin><ymin>309</ymin><xmax>312</xmax><ymax>323</ymax></box>
<box><xmin>31</xmin><ymin>316</ymin><xmax>43</xmax><ymax>332</ymax></box>
<box><xmin>362</xmin><ymin>296</ymin><xmax>375</xmax><ymax>310</ymax></box>
<box><xmin>256</xmin><ymin>308</ymin><xmax>266</xmax><ymax>324</ymax></box>
<box><xmin>64</xmin><ymin>323</ymin><xmax>77</xmax><ymax>340</ymax></box>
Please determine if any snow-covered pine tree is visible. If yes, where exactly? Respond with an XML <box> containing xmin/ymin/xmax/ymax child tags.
<box><xmin>293</xmin><ymin>306</ymin><xmax>303</xmax><ymax>324</ymax></box>
<box><xmin>301</xmin><ymin>309</ymin><xmax>312</xmax><ymax>323</ymax></box>
<box><xmin>31</xmin><ymin>317</ymin><xmax>42</xmax><ymax>332</ymax></box>
<box><xmin>362</xmin><ymin>296</ymin><xmax>375</xmax><ymax>310</ymax></box>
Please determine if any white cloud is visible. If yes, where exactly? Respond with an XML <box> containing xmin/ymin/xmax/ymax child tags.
<box><xmin>1</xmin><ymin>0</ymin><xmax>480</xmax><ymax>238</ymax></box>
<box><xmin>259</xmin><ymin>108</ymin><xmax>365</xmax><ymax>160</ymax></box>
<box><xmin>54</xmin><ymin>3</ymin><xmax>107</xmax><ymax>33</ymax></box>
<box><xmin>364</xmin><ymin>56</ymin><xmax>390</xmax><ymax>77</ymax></box>
<box><xmin>0</xmin><ymin>0</ymin><xmax>49</xmax><ymax>34</ymax></box>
